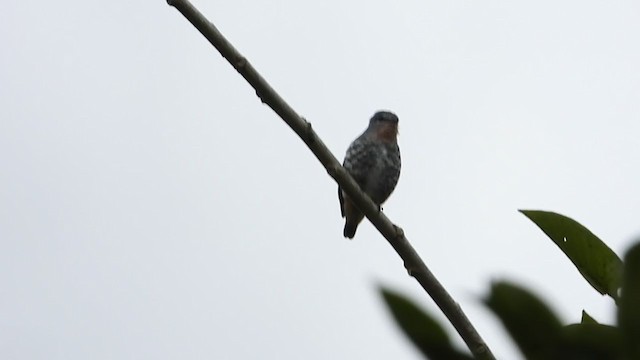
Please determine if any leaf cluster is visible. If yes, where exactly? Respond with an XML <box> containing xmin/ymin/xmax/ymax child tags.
<box><xmin>381</xmin><ymin>211</ymin><xmax>640</xmax><ymax>360</ymax></box>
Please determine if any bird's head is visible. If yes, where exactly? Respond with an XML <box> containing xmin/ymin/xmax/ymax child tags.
<box><xmin>368</xmin><ymin>110</ymin><xmax>399</xmax><ymax>142</ymax></box>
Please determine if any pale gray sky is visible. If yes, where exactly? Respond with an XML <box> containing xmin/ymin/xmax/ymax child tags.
<box><xmin>1</xmin><ymin>1</ymin><xmax>639</xmax><ymax>359</ymax></box>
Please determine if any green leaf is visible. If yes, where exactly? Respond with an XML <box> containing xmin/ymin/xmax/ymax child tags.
<box><xmin>551</xmin><ymin>323</ymin><xmax>622</xmax><ymax>360</ymax></box>
<box><xmin>581</xmin><ymin>310</ymin><xmax>599</xmax><ymax>324</ymax></box>
<box><xmin>618</xmin><ymin>242</ymin><xmax>640</xmax><ymax>359</ymax></box>
<box><xmin>484</xmin><ymin>281</ymin><xmax>562</xmax><ymax>360</ymax></box>
<box><xmin>379</xmin><ymin>287</ymin><xmax>473</xmax><ymax>360</ymax></box>
<box><xmin>519</xmin><ymin>210</ymin><xmax>622</xmax><ymax>299</ymax></box>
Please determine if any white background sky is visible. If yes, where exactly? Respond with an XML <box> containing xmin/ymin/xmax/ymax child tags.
<box><xmin>1</xmin><ymin>1</ymin><xmax>639</xmax><ymax>359</ymax></box>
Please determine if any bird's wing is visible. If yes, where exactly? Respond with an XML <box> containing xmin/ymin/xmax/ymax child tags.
<box><xmin>338</xmin><ymin>186</ymin><xmax>345</xmax><ymax>217</ymax></box>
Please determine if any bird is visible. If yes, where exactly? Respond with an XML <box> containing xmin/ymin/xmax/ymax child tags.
<box><xmin>339</xmin><ymin>111</ymin><xmax>401</xmax><ymax>239</ymax></box>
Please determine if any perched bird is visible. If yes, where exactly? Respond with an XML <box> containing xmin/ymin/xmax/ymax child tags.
<box><xmin>339</xmin><ymin>111</ymin><xmax>401</xmax><ymax>239</ymax></box>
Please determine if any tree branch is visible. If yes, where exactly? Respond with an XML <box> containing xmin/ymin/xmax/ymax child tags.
<box><xmin>166</xmin><ymin>1</ymin><xmax>495</xmax><ymax>359</ymax></box>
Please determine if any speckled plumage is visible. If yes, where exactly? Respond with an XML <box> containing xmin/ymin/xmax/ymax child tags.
<box><xmin>339</xmin><ymin>111</ymin><xmax>401</xmax><ymax>238</ymax></box>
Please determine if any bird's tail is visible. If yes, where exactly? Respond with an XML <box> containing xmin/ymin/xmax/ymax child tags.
<box><xmin>343</xmin><ymin>223</ymin><xmax>357</xmax><ymax>239</ymax></box>
<box><xmin>343</xmin><ymin>211</ymin><xmax>365</xmax><ymax>239</ymax></box>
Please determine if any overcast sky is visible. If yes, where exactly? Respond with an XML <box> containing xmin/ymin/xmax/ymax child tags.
<box><xmin>1</xmin><ymin>1</ymin><xmax>639</xmax><ymax>359</ymax></box>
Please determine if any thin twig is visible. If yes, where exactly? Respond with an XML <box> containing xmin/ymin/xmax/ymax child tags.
<box><xmin>166</xmin><ymin>1</ymin><xmax>496</xmax><ymax>359</ymax></box>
